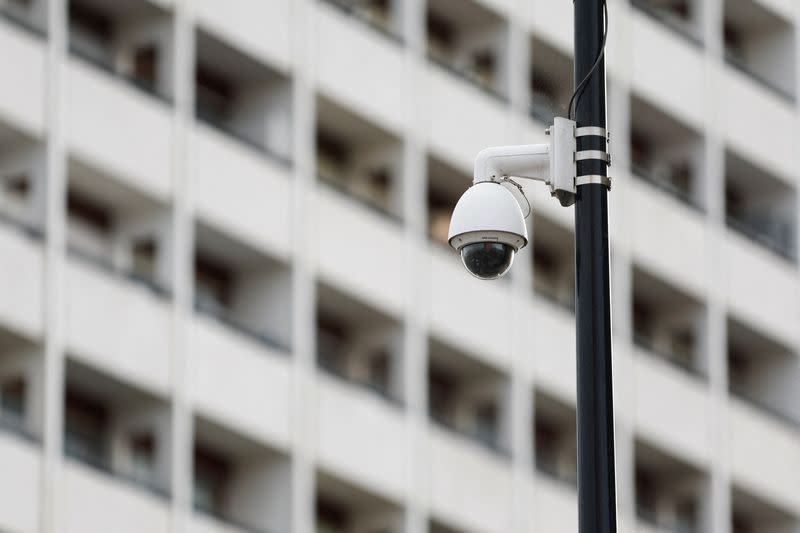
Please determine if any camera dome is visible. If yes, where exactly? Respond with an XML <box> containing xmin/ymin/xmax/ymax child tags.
<box><xmin>460</xmin><ymin>242</ymin><xmax>515</xmax><ymax>280</ymax></box>
<box><xmin>447</xmin><ymin>181</ymin><xmax>528</xmax><ymax>280</ymax></box>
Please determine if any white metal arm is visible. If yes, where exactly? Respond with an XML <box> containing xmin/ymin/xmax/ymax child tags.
<box><xmin>473</xmin><ymin>143</ymin><xmax>551</xmax><ymax>185</ymax></box>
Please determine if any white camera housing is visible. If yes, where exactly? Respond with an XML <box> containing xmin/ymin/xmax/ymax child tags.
<box><xmin>448</xmin><ymin>182</ymin><xmax>528</xmax><ymax>279</ymax></box>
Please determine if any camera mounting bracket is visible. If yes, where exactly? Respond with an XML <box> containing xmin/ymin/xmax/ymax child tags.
<box><xmin>473</xmin><ymin>117</ymin><xmax>612</xmax><ymax>210</ymax></box>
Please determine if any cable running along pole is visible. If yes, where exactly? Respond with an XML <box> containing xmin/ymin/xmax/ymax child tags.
<box><xmin>572</xmin><ymin>0</ymin><xmax>617</xmax><ymax>532</ymax></box>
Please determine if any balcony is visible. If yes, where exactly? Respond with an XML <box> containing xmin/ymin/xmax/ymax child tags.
<box><xmin>725</xmin><ymin>150</ymin><xmax>796</xmax><ymax>262</ymax></box>
<box><xmin>529</xmin><ymin>37</ymin><xmax>572</xmax><ymax>125</ymax></box>
<box><xmin>534</xmin><ymin>390</ymin><xmax>576</xmax><ymax>487</ymax></box>
<box><xmin>426</xmin><ymin>0</ymin><xmax>509</xmax><ymax>101</ymax></box>
<box><xmin>728</xmin><ymin>400</ymin><xmax>800</xmax><ymax>513</ymax></box>
<box><xmin>67</xmin><ymin>159</ymin><xmax>172</xmax><ymax>298</ymax></box>
<box><xmin>63</xmin><ymin>360</ymin><xmax>171</xmax><ymax>498</ymax></box>
<box><xmin>193</xmin><ymin>417</ymin><xmax>291</xmax><ymax>533</ymax></box>
<box><xmin>428</xmin><ymin>337</ymin><xmax>511</xmax><ymax>457</ymax></box>
<box><xmin>723</xmin><ymin>0</ymin><xmax>796</xmax><ymax>102</ymax></box>
<box><xmin>0</xmin><ymin>415</ymin><xmax>40</xmax><ymax>533</ymax></box>
<box><xmin>191</xmin><ymin>122</ymin><xmax>292</xmax><ymax>260</ymax></box>
<box><xmin>0</xmin><ymin>123</ymin><xmax>45</xmax><ymax>241</ymax></box>
<box><xmin>636</xmin><ymin>440</ymin><xmax>709</xmax><ymax>533</ymax></box>
<box><xmin>727</xmin><ymin>316</ymin><xmax>800</xmax><ymax>427</ymax></box>
<box><xmin>427</xmin><ymin>154</ymin><xmax>471</xmax><ymax>247</ymax></box>
<box><xmin>633</xmin><ymin>265</ymin><xmax>707</xmax><ymax>377</ymax></box>
<box><xmin>0</xmin><ymin>0</ymin><xmax>45</xmax><ymax>37</ymax></box>
<box><xmin>0</xmin><ymin>330</ymin><xmax>42</xmax><ymax>443</ymax></box>
<box><xmin>316</xmin><ymin>282</ymin><xmax>404</xmax><ymax>406</ymax></box>
<box><xmin>195</xmin><ymin>28</ymin><xmax>292</xmax><ymax>163</ymax></box>
<box><xmin>320</xmin><ymin>0</ymin><xmax>403</xmax><ymax>44</ymax></box>
<box><xmin>428</xmin><ymin>421</ymin><xmax>514</xmax><ymax>532</ymax></box>
<box><xmin>316</xmin><ymin>95</ymin><xmax>403</xmax><ymax>222</ymax></box>
<box><xmin>533</xmin><ymin>214</ymin><xmax>575</xmax><ymax>313</ymax></box>
<box><xmin>633</xmin><ymin>348</ymin><xmax>710</xmax><ymax>465</ymax></box>
<box><xmin>630</xmin><ymin>0</ymin><xmax>703</xmax><ymax>47</ymax></box>
<box><xmin>630</xmin><ymin>94</ymin><xmax>705</xmax><ymax>211</ymax></box>
<box><xmin>194</xmin><ymin>222</ymin><xmax>292</xmax><ymax>354</ymax></box>
<box><xmin>68</xmin><ymin>0</ymin><xmax>174</xmax><ymax>103</ymax></box>
<box><xmin>315</xmin><ymin>471</ymin><xmax>403</xmax><ymax>533</ymax></box>
<box><xmin>732</xmin><ymin>486</ymin><xmax>799</xmax><ymax>533</ymax></box>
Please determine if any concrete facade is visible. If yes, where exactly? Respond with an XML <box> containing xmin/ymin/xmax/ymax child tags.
<box><xmin>0</xmin><ymin>0</ymin><xmax>798</xmax><ymax>532</ymax></box>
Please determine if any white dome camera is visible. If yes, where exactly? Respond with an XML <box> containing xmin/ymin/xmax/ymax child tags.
<box><xmin>448</xmin><ymin>118</ymin><xmax>589</xmax><ymax>280</ymax></box>
<box><xmin>448</xmin><ymin>181</ymin><xmax>528</xmax><ymax>280</ymax></box>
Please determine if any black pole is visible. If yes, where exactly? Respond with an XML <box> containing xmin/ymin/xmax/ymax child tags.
<box><xmin>573</xmin><ymin>1</ymin><xmax>616</xmax><ymax>533</ymax></box>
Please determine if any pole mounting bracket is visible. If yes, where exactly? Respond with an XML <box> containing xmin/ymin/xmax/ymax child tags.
<box><xmin>575</xmin><ymin>126</ymin><xmax>610</xmax><ymax>141</ymax></box>
<box><xmin>575</xmin><ymin>150</ymin><xmax>612</xmax><ymax>165</ymax></box>
<box><xmin>575</xmin><ymin>174</ymin><xmax>612</xmax><ymax>188</ymax></box>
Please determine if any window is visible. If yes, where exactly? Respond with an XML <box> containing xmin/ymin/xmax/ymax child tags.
<box><xmin>132</xmin><ymin>238</ymin><xmax>157</xmax><ymax>281</ymax></box>
<box><xmin>0</xmin><ymin>378</ymin><xmax>26</xmax><ymax>423</ymax></box>
<box><xmin>194</xmin><ymin>254</ymin><xmax>233</xmax><ymax>314</ymax></box>
<box><xmin>193</xmin><ymin>446</ymin><xmax>231</xmax><ymax>515</ymax></box>
<box><xmin>67</xmin><ymin>190</ymin><xmax>112</xmax><ymax>234</ymax></box>
<box><xmin>64</xmin><ymin>389</ymin><xmax>110</xmax><ymax>468</ymax></box>
<box><xmin>130</xmin><ymin>433</ymin><xmax>156</xmax><ymax>484</ymax></box>
<box><xmin>133</xmin><ymin>45</ymin><xmax>159</xmax><ymax>92</ymax></box>
<box><xmin>195</xmin><ymin>67</ymin><xmax>235</xmax><ymax>126</ymax></box>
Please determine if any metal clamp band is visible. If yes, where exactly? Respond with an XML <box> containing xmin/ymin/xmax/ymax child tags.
<box><xmin>575</xmin><ymin>150</ymin><xmax>611</xmax><ymax>164</ymax></box>
<box><xmin>575</xmin><ymin>175</ymin><xmax>612</xmax><ymax>188</ymax></box>
<box><xmin>575</xmin><ymin>126</ymin><xmax>609</xmax><ymax>140</ymax></box>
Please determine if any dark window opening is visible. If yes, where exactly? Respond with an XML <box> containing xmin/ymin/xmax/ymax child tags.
<box><xmin>64</xmin><ymin>388</ymin><xmax>110</xmax><ymax>468</ymax></box>
<box><xmin>194</xmin><ymin>254</ymin><xmax>234</xmax><ymax>312</ymax></box>
<box><xmin>193</xmin><ymin>446</ymin><xmax>231</xmax><ymax>515</ymax></box>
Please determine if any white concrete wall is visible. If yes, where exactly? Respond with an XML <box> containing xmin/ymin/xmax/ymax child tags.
<box><xmin>0</xmin><ymin>1</ymin><xmax>798</xmax><ymax>533</ymax></box>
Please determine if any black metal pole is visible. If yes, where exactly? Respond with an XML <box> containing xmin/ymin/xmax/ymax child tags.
<box><xmin>573</xmin><ymin>1</ymin><xmax>617</xmax><ymax>533</ymax></box>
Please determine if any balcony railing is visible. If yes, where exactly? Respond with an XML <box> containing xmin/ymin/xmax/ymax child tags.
<box><xmin>534</xmin><ymin>285</ymin><xmax>575</xmax><ymax>314</ymax></box>
<box><xmin>64</xmin><ymin>440</ymin><xmax>170</xmax><ymax>499</ymax></box>
<box><xmin>318</xmin><ymin>174</ymin><xmax>403</xmax><ymax>224</ymax></box>
<box><xmin>195</xmin><ymin>110</ymin><xmax>293</xmax><ymax>168</ymax></box>
<box><xmin>321</xmin><ymin>0</ymin><xmax>404</xmax><ymax>45</ymax></box>
<box><xmin>725</xmin><ymin>215</ymin><xmax>796</xmax><ymax>263</ymax></box>
<box><xmin>0</xmin><ymin>413</ymin><xmax>39</xmax><ymax>444</ymax></box>
<box><xmin>0</xmin><ymin>209</ymin><xmax>44</xmax><ymax>241</ymax></box>
<box><xmin>632</xmin><ymin>165</ymin><xmax>704</xmax><ymax>213</ymax></box>
<box><xmin>68</xmin><ymin>243</ymin><xmax>171</xmax><ymax>299</ymax></box>
<box><xmin>633</xmin><ymin>334</ymin><xmax>705</xmax><ymax>380</ymax></box>
<box><xmin>194</xmin><ymin>297</ymin><xmax>291</xmax><ymax>355</ymax></box>
<box><xmin>194</xmin><ymin>504</ymin><xmax>273</xmax><ymax>533</ymax></box>
<box><xmin>724</xmin><ymin>51</ymin><xmax>796</xmax><ymax>104</ymax></box>
<box><xmin>637</xmin><ymin>506</ymin><xmax>697</xmax><ymax>533</ymax></box>
<box><xmin>630</xmin><ymin>0</ymin><xmax>703</xmax><ymax>48</ymax></box>
<box><xmin>429</xmin><ymin>411</ymin><xmax>511</xmax><ymax>459</ymax></box>
<box><xmin>317</xmin><ymin>344</ymin><xmax>404</xmax><ymax>408</ymax></box>
<box><xmin>68</xmin><ymin>41</ymin><xmax>173</xmax><ymax>105</ymax></box>
<box><xmin>730</xmin><ymin>388</ymin><xmax>800</xmax><ymax>429</ymax></box>
<box><xmin>0</xmin><ymin>5</ymin><xmax>45</xmax><ymax>37</ymax></box>
<box><xmin>535</xmin><ymin>456</ymin><xmax>577</xmax><ymax>488</ymax></box>
<box><xmin>427</xmin><ymin>52</ymin><xmax>508</xmax><ymax>104</ymax></box>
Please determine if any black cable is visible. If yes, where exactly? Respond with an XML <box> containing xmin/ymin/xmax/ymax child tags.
<box><xmin>567</xmin><ymin>0</ymin><xmax>608</xmax><ymax>120</ymax></box>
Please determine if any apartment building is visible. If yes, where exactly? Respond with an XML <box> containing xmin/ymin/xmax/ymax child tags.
<box><xmin>0</xmin><ymin>0</ymin><xmax>798</xmax><ymax>532</ymax></box>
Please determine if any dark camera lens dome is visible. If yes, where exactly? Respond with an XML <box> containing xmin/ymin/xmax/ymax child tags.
<box><xmin>460</xmin><ymin>242</ymin><xmax>515</xmax><ymax>280</ymax></box>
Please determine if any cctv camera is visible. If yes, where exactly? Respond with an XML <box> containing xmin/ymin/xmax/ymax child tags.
<box><xmin>449</xmin><ymin>119</ymin><xmax>602</xmax><ymax>280</ymax></box>
<box><xmin>448</xmin><ymin>181</ymin><xmax>528</xmax><ymax>280</ymax></box>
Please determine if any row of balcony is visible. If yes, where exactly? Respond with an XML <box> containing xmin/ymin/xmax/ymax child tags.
<box><xmin>3</xmin><ymin>0</ymin><xmax>796</xmax><ymax>136</ymax></box>
<box><xmin>2</xmin><ymin>342</ymin><xmax>798</xmax><ymax>533</ymax></box>
<box><xmin>323</xmin><ymin>0</ymin><xmax>798</xmax><ymax>105</ymax></box>
<box><xmin>1</xmin><ymin>110</ymin><xmax>798</xmax><ymax>442</ymax></box>
<box><xmin>1</xmin><ymin>0</ymin><xmax>797</xmax><ymax>263</ymax></box>
<box><xmin>0</xmin><ymin>190</ymin><xmax>797</xmax><ymax>471</ymax></box>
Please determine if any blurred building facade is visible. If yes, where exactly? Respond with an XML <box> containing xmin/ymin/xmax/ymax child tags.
<box><xmin>0</xmin><ymin>0</ymin><xmax>798</xmax><ymax>532</ymax></box>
